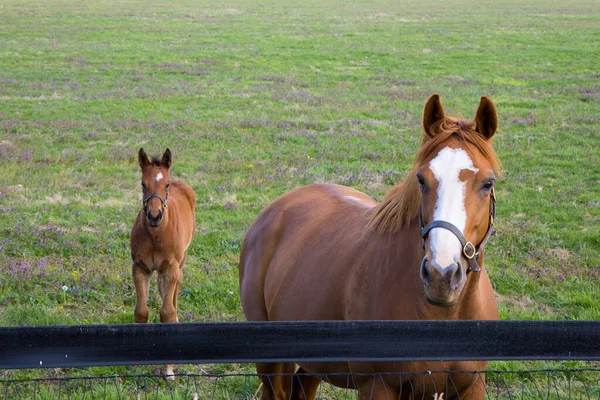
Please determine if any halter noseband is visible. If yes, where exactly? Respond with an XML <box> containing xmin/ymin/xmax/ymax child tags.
<box><xmin>419</xmin><ymin>188</ymin><xmax>496</xmax><ymax>274</ymax></box>
<box><xmin>143</xmin><ymin>188</ymin><xmax>169</xmax><ymax>215</ymax></box>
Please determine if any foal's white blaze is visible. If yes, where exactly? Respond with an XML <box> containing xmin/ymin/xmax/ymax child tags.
<box><xmin>154</xmin><ymin>173</ymin><xmax>163</xmax><ymax>183</ymax></box>
<box><xmin>428</xmin><ymin>147</ymin><xmax>479</xmax><ymax>270</ymax></box>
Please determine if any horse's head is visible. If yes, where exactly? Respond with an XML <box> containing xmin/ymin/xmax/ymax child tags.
<box><xmin>138</xmin><ymin>148</ymin><xmax>172</xmax><ymax>228</ymax></box>
<box><xmin>417</xmin><ymin>94</ymin><xmax>499</xmax><ymax>307</ymax></box>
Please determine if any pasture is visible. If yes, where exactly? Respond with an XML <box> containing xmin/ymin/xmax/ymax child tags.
<box><xmin>0</xmin><ymin>0</ymin><xmax>598</xmax><ymax>392</ymax></box>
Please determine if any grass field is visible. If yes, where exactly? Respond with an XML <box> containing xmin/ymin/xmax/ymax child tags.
<box><xmin>1</xmin><ymin>0</ymin><xmax>599</xmax><ymax>396</ymax></box>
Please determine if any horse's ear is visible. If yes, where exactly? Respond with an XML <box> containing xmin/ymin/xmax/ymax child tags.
<box><xmin>138</xmin><ymin>148</ymin><xmax>149</xmax><ymax>169</ymax></box>
<box><xmin>475</xmin><ymin>96</ymin><xmax>498</xmax><ymax>139</ymax></box>
<box><xmin>423</xmin><ymin>94</ymin><xmax>445</xmax><ymax>138</ymax></box>
<box><xmin>161</xmin><ymin>148</ymin><xmax>172</xmax><ymax>169</ymax></box>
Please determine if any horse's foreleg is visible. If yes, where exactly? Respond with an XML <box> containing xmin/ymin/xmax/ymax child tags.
<box><xmin>157</xmin><ymin>264</ymin><xmax>179</xmax><ymax>323</ymax></box>
<box><xmin>172</xmin><ymin>251</ymin><xmax>187</xmax><ymax>317</ymax></box>
<box><xmin>172</xmin><ymin>268</ymin><xmax>183</xmax><ymax>321</ymax></box>
<box><xmin>257</xmin><ymin>362</ymin><xmax>296</xmax><ymax>400</ymax></box>
<box><xmin>132</xmin><ymin>263</ymin><xmax>152</xmax><ymax>323</ymax></box>
<box><xmin>456</xmin><ymin>374</ymin><xmax>486</xmax><ymax>400</ymax></box>
<box><xmin>291</xmin><ymin>367</ymin><xmax>321</xmax><ymax>400</ymax></box>
<box><xmin>357</xmin><ymin>376</ymin><xmax>399</xmax><ymax>400</ymax></box>
<box><xmin>157</xmin><ymin>263</ymin><xmax>181</xmax><ymax>380</ymax></box>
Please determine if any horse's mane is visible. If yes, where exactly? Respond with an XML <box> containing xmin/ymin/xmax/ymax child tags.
<box><xmin>367</xmin><ymin>116</ymin><xmax>501</xmax><ymax>233</ymax></box>
<box><xmin>150</xmin><ymin>156</ymin><xmax>163</xmax><ymax>167</ymax></box>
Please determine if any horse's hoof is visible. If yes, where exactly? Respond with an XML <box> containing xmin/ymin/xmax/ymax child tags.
<box><xmin>165</xmin><ymin>365</ymin><xmax>175</xmax><ymax>380</ymax></box>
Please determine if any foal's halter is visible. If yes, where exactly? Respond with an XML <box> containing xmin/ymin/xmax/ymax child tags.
<box><xmin>418</xmin><ymin>188</ymin><xmax>496</xmax><ymax>274</ymax></box>
<box><xmin>143</xmin><ymin>186</ymin><xmax>169</xmax><ymax>216</ymax></box>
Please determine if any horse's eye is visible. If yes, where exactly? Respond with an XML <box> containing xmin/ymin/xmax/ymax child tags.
<box><xmin>141</xmin><ymin>182</ymin><xmax>146</xmax><ymax>189</ymax></box>
<box><xmin>165</xmin><ymin>183</ymin><xmax>170</xmax><ymax>190</ymax></box>
<box><xmin>482</xmin><ymin>179</ymin><xmax>495</xmax><ymax>191</ymax></box>
<box><xmin>417</xmin><ymin>174</ymin><xmax>426</xmax><ymax>191</ymax></box>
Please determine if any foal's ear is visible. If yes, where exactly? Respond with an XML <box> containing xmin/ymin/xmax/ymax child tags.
<box><xmin>423</xmin><ymin>94</ymin><xmax>445</xmax><ymax>138</ymax></box>
<box><xmin>475</xmin><ymin>96</ymin><xmax>498</xmax><ymax>139</ymax></box>
<box><xmin>161</xmin><ymin>148</ymin><xmax>172</xmax><ymax>169</ymax></box>
<box><xmin>138</xmin><ymin>148</ymin><xmax>149</xmax><ymax>169</ymax></box>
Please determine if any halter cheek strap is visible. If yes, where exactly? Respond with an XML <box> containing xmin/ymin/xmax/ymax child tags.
<box><xmin>419</xmin><ymin>188</ymin><xmax>496</xmax><ymax>274</ymax></box>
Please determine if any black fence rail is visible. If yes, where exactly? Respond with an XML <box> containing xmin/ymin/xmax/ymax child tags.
<box><xmin>1</xmin><ymin>321</ymin><xmax>600</xmax><ymax>369</ymax></box>
<box><xmin>1</xmin><ymin>321</ymin><xmax>599</xmax><ymax>399</ymax></box>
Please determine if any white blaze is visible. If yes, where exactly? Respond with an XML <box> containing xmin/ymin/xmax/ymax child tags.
<box><xmin>154</xmin><ymin>173</ymin><xmax>163</xmax><ymax>183</ymax></box>
<box><xmin>428</xmin><ymin>147</ymin><xmax>478</xmax><ymax>269</ymax></box>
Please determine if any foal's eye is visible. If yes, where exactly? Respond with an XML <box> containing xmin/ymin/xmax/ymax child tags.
<box><xmin>165</xmin><ymin>183</ymin><xmax>170</xmax><ymax>189</ymax></box>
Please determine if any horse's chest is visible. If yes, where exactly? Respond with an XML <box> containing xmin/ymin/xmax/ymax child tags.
<box><xmin>133</xmin><ymin>235</ymin><xmax>184</xmax><ymax>271</ymax></box>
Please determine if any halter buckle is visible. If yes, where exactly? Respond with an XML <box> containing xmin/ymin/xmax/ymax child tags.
<box><xmin>463</xmin><ymin>242</ymin><xmax>477</xmax><ymax>260</ymax></box>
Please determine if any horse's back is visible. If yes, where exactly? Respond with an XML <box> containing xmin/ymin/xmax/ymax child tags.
<box><xmin>239</xmin><ymin>184</ymin><xmax>377</xmax><ymax>322</ymax></box>
<box><xmin>171</xmin><ymin>180</ymin><xmax>196</xmax><ymax>213</ymax></box>
<box><xmin>170</xmin><ymin>180</ymin><xmax>196</xmax><ymax>245</ymax></box>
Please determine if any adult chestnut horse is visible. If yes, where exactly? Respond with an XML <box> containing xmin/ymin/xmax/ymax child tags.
<box><xmin>130</xmin><ymin>148</ymin><xmax>196</xmax><ymax>378</ymax></box>
<box><xmin>239</xmin><ymin>95</ymin><xmax>501</xmax><ymax>399</ymax></box>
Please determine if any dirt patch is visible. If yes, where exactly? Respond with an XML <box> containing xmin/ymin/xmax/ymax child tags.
<box><xmin>45</xmin><ymin>194</ymin><xmax>69</xmax><ymax>205</ymax></box>
<box><xmin>547</xmin><ymin>248</ymin><xmax>571</xmax><ymax>261</ymax></box>
<box><xmin>496</xmin><ymin>293</ymin><xmax>556</xmax><ymax>316</ymax></box>
<box><xmin>96</xmin><ymin>198</ymin><xmax>126</xmax><ymax>207</ymax></box>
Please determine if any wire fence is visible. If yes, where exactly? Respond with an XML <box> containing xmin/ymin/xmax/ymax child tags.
<box><xmin>1</xmin><ymin>369</ymin><xmax>599</xmax><ymax>399</ymax></box>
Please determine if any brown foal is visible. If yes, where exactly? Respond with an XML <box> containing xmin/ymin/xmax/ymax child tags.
<box><xmin>130</xmin><ymin>148</ymin><xmax>196</xmax><ymax>378</ymax></box>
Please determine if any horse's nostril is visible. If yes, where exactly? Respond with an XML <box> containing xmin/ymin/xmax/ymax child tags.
<box><xmin>146</xmin><ymin>210</ymin><xmax>163</xmax><ymax>227</ymax></box>
<box><xmin>420</xmin><ymin>257</ymin><xmax>430</xmax><ymax>285</ymax></box>
<box><xmin>449</xmin><ymin>262</ymin><xmax>464</xmax><ymax>290</ymax></box>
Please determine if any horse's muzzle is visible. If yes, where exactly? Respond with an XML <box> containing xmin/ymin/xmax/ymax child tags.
<box><xmin>420</xmin><ymin>256</ymin><xmax>463</xmax><ymax>308</ymax></box>
<box><xmin>146</xmin><ymin>210</ymin><xmax>163</xmax><ymax>227</ymax></box>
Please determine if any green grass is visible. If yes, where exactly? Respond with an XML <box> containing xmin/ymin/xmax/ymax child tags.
<box><xmin>0</xmin><ymin>0</ymin><xmax>599</xmax><ymax>395</ymax></box>
<box><xmin>0</xmin><ymin>371</ymin><xmax>260</xmax><ymax>399</ymax></box>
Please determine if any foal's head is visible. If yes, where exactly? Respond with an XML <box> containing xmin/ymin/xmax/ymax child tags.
<box><xmin>417</xmin><ymin>95</ymin><xmax>500</xmax><ymax>307</ymax></box>
<box><xmin>138</xmin><ymin>148</ymin><xmax>172</xmax><ymax>228</ymax></box>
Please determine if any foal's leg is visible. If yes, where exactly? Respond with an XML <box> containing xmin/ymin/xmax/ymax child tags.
<box><xmin>257</xmin><ymin>362</ymin><xmax>295</xmax><ymax>400</ymax></box>
<box><xmin>172</xmin><ymin>251</ymin><xmax>187</xmax><ymax>321</ymax></box>
<box><xmin>157</xmin><ymin>262</ymin><xmax>180</xmax><ymax>379</ymax></box>
<box><xmin>172</xmin><ymin>267</ymin><xmax>183</xmax><ymax>322</ymax></box>
<box><xmin>157</xmin><ymin>262</ymin><xmax>180</xmax><ymax>323</ymax></box>
<box><xmin>132</xmin><ymin>262</ymin><xmax>152</xmax><ymax>323</ymax></box>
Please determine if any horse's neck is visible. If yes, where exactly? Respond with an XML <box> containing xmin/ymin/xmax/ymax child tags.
<box><xmin>459</xmin><ymin>253</ymin><xmax>499</xmax><ymax>320</ymax></box>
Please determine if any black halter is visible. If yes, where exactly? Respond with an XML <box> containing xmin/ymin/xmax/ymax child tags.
<box><xmin>418</xmin><ymin>188</ymin><xmax>496</xmax><ymax>274</ymax></box>
<box><xmin>143</xmin><ymin>189</ymin><xmax>169</xmax><ymax>216</ymax></box>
